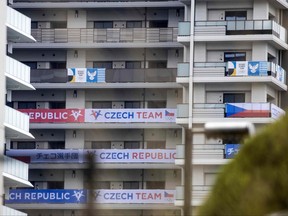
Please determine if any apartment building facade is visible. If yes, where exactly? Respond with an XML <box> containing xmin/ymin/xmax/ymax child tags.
<box><xmin>2</xmin><ymin>0</ymin><xmax>35</xmax><ymax>216</ymax></box>
<box><xmin>4</xmin><ymin>0</ymin><xmax>288</xmax><ymax>216</ymax></box>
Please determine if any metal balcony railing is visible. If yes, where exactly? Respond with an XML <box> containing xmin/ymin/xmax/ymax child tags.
<box><xmin>31</xmin><ymin>28</ymin><xmax>178</xmax><ymax>43</ymax></box>
<box><xmin>31</xmin><ymin>68</ymin><xmax>177</xmax><ymax>83</ymax></box>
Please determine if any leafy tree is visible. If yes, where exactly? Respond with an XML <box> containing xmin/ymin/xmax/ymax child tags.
<box><xmin>197</xmin><ymin>114</ymin><xmax>288</xmax><ymax>216</ymax></box>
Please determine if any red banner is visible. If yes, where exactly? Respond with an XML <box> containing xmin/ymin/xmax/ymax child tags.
<box><xmin>19</xmin><ymin>109</ymin><xmax>85</xmax><ymax>123</ymax></box>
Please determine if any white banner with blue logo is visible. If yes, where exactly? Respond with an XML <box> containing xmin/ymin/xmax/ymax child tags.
<box><xmin>85</xmin><ymin>109</ymin><xmax>176</xmax><ymax>123</ymax></box>
<box><xmin>68</xmin><ymin>68</ymin><xmax>105</xmax><ymax>83</ymax></box>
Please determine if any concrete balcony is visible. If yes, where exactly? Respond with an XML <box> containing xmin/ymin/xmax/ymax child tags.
<box><xmin>6</xmin><ymin>6</ymin><xmax>35</xmax><ymax>43</ymax></box>
<box><xmin>13</xmin><ymin>0</ymin><xmax>183</xmax><ymax>8</ymax></box>
<box><xmin>12</xmin><ymin>27</ymin><xmax>180</xmax><ymax>49</ymax></box>
<box><xmin>3</xmin><ymin>156</ymin><xmax>33</xmax><ymax>188</ymax></box>
<box><xmin>6</xmin><ymin>56</ymin><xmax>35</xmax><ymax>91</ymax></box>
<box><xmin>175</xmin><ymin>144</ymin><xmax>228</xmax><ymax>166</ymax></box>
<box><xmin>177</xmin><ymin>61</ymin><xmax>286</xmax><ymax>90</ymax></box>
<box><xmin>176</xmin><ymin>103</ymin><xmax>285</xmax><ymax>125</ymax></box>
<box><xmin>4</xmin><ymin>106</ymin><xmax>34</xmax><ymax>139</ymax></box>
<box><xmin>30</xmin><ymin>68</ymin><xmax>177</xmax><ymax>84</ymax></box>
<box><xmin>178</xmin><ymin>20</ymin><xmax>288</xmax><ymax>49</ymax></box>
<box><xmin>174</xmin><ymin>185</ymin><xmax>211</xmax><ymax>207</ymax></box>
<box><xmin>3</xmin><ymin>206</ymin><xmax>27</xmax><ymax>216</ymax></box>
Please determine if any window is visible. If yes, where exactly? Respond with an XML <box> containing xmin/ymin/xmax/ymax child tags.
<box><xmin>50</xmin><ymin>62</ymin><xmax>66</xmax><ymax>69</ymax></box>
<box><xmin>123</xmin><ymin>181</ymin><xmax>139</xmax><ymax>189</ymax></box>
<box><xmin>47</xmin><ymin>181</ymin><xmax>64</xmax><ymax>189</ymax></box>
<box><xmin>149</xmin><ymin>20</ymin><xmax>168</xmax><ymax>28</ymax></box>
<box><xmin>18</xmin><ymin>102</ymin><xmax>36</xmax><ymax>109</ymax></box>
<box><xmin>126</xmin><ymin>21</ymin><xmax>142</xmax><ymax>28</ymax></box>
<box><xmin>147</xmin><ymin>141</ymin><xmax>165</xmax><ymax>149</ymax></box>
<box><xmin>125</xmin><ymin>61</ymin><xmax>141</xmax><ymax>69</ymax></box>
<box><xmin>224</xmin><ymin>52</ymin><xmax>246</xmax><ymax>62</ymax></box>
<box><xmin>125</xmin><ymin>101</ymin><xmax>141</xmax><ymax>108</ymax></box>
<box><xmin>92</xmin><ymin>101</ymin><xmax>112</xmax><ymax>108</ymax></box>
<box><xmin>49</xmin><ymin>102</ymin><xmax>65</xmax><ymax>109</ymax></box>
<box><xmin>17</xmin><ymin>141</ymin><xmax>36</xmax><ymax>149</ymax></box>
<box><xmin>223</xmin><ymin>93</ymin><xmax>245</xmax><ymax>103</ymax></box>
<box><xmin>93</xmin><ymin>61</ymin><xmax>113</xmax><ymax>69</ymax></box>
<box><xmin>48</xmin><ymin>141</ymin><xmax>65</xmax><ymax>149</ymax></box>
<box><xmin>147</xmin><ymin>101</ymin><xmax>166</xmax><ymax>108</ymax></box>
<box><xmin>148</xmin><ymin>61</ymin><xmax>167</xmax><ymax>68</ymax></box>
<box><xmin>23</xmin><ymin>62</ymin><xmax>37</xmax><ymax>69</ymax></box>
<box><xmin>146</xmin><ymin>181</ymin><xmax>165</xmax><ymax>189</ymax></box>
<box><xmin>124</xmin><ymin>141</ymin><xmax>140</xmax><ymax>149</ymax></box>
<box><xmin>225</xmin><ymin>11</ymin><xmax>247</xmax><ymax>21</ymax></box>
<box><xmin>94</xmin><ymin>21</ymin><xmax>113</xmax><ymax>29</ymax></box>
<box><xmin>91</xmin><ymin>141</ymin><xmax>111</xmax><ymax>149</ymax></box>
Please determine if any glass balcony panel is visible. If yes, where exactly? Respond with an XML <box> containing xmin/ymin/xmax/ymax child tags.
<box><xmin>178</xmin><ymin>22</ymin><xmax>190</xmax><ymax>36</ymax></box>
<box><xmin>176</xmin><ymin>144</ymin><xmax>185</xmax><ymax>159</ymax></box>
<box><xmin>4</xmin><ymin>156</ymin><xmax>29</xmax><ymax>180</ymax></box>
<box><xmin>226</xmin><ymin>21</ymin><xmax>236</xmax><ymax>31</ymax></box>
<box><xmin>236</xmin><ymin>21</ymin><xmax>245</xmax><ymax>30</ymax></box>
<box><xmin>245</xmin><ymin>20</ymin><xmax>254</xmax><ymax>30</ymax></box>
<box><xmin>263</xmin><ymin>20</ymin><xmax>272</xmax><ymax>30</ymax></box>
<box><xmin>5</xmin><ymin>106</ymin><xmax>30</xmax><ymax>136</ymax></box>
<box><xmin>254</xmin><ymin>20</ymin><xmax>263</xmax><ymax>30</ymax></box>
<box><xmin>177</xmin><ymin>104</ymin><xmax>189</xmax><ymax>118</ymax></box>
<box><xmin>177</xmin><ymin>63</ymin><xmax>189</xmax><ymax>77</ymax></box>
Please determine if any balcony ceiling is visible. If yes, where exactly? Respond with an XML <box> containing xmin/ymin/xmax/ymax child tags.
<box><xmin>7</xmin><ymin>25</ymin><xmax>36</xmax><ymax>43</ymax></box>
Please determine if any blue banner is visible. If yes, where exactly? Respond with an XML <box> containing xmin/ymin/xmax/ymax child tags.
<box><xmin>225</xmin><ymin>144</ymin><xmax>241</xmax><ymax>159</ymax></box>
<box><xmin>6</xmin><ymin>189</ymin><xmax>87</xmax><ymax>204</ymax></box>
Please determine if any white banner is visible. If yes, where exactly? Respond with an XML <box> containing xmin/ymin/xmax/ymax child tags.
<box><xmin>87</xmin><ymin>149</ymin><xmax>176</xmax><ymax>163</ymax></box>
<box><xmin>85</xmin><ymin>109</ymin><xmax>176</xmax><ymax>123</ymax></box>
<box><xmin>7</xmin><ymin>149</ymin><xmax>176</xmax><ymax>163</ymax></box>
<box><xmin>92</xmin><ymin>189</ymin><xmax>175</xmax><ymax>203</ymax></box>
<box><xmin>271</xmin><ymin>104</ymin><xmax>285</xmax><ymax>120</ymax></box>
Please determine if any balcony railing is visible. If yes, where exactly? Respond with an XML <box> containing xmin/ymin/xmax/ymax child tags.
<box><xmin>3</xmin><ymin>156</ymin><xmax>29</xmax><ymax>181</ymax></box>
<box><xmin>177</xmin><ymin>61</ymin><xmax>286</xmax><ymax>84</ymax></box>
<box><xmin>177</xmin><ymin>103</ymin><xmax>285</xmax><ymax>119</ymax></box>
<box><xmin>5</xmin><ymin>106</ymin><xmax>31</xmax><ymax>137</ymax></box>
<box><xmin>15</xmin><ymin>0</ymin><xmax>178</xmax><ymax>2</ymax></box>
<box><xmin>7</xmin><ymin>149</ymin><xmax>176</xmax><ymax>164</ymax></box>
<box><xmin>6</xmin><ymin>56</ymin><xmax>31</xmax><ymax>86</ymax></box>
<box><xmin>179</xmin><ymin>20</ymin><xmax>287</xmax><ymax>42</ymax></box>
<box><xmin>6</xmin><ymin>6</ymin><xmax>32</xmax><ymax>37</ymax></box>
<box><xmin>7</xmin><ymin>189</ymin><xmax>176</xmax><ymax>204</ymax></box>
<box><xmin>3</xmin><ymin>206</ymin><xmax>27</xmax><ymax>216</ymax></box>
<box><xmin>31</xmin><ymin>68</ymin><xmax>176</xmax><ymax>83</ymax></box>
<box><xmin>31</xmin><ymin>28</ymin><xmax>178</xmax><ymax>43</ymax></box>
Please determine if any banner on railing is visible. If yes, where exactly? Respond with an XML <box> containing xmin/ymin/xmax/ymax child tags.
<box><xmin>271</xmin><ymin>104</ymin><xmax>285</xmax><ymax>120</ymax></box>
<box><xmin>6</xmin><ymin>189</ymin><xmax>87</xmax><ymax>204</ymax></box>
<box><xmin>6</xmin><ymin>189</ymin><xmax>175</xmax><ymax>204</ymax></box>
<box><xmin>227</xmin><ymin>61</ymin><xmax>285</xmax><ymax>83</ymax></box>
<box><xmin>19</xmin><ymin>109</ymin><xmax>176</xmax><ymax>123</ymax></box>
<box><xmin>92</xmin><ymin>189</ymin><xmax>175</xmax><ymax>204</ymax></box>
<box><xmin>68</xmin><ymin>68</ymin><xmax>105</xmax><ymax>83</ymax></box>
<box><xmin>225</xmin><ymin>144</ymin><xmax>241</xmax><ymax>159</ymax></box>
<box><xmin>19</xmin><ymin>109</ymin><xmax>85</xmax><ymax>123</ymax></box>
<box><xmin>7</xmin><ymin>149</ymin><xmax>176</xmax><ymax>164</ymax></box>
<box><xmin>227</xmin><ymin>61</ymin><xmax>268</xmax><ymax>76</ymax></box>
<box><xmin>85</xmin><ymin>109</ymin><xmax>176</xmax><ymax>123</ymax></box>
<box><xmin>225</xmin><ymin>103</ymin><xmax>270</xmax><ymax>118</ymax></box>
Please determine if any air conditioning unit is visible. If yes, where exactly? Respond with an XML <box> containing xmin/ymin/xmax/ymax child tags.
<box><xmin>37</xmin><ymin>62</ymin><xmax>51</xmax><ymax>69</ymax></box>
<box><xmin>113</xmin><ymin>61</ymin><xmax>125</xmax><ymax>69</ymax></box>
<box><xmin>111</xmin><ymin>141</ymin><xmax>124</xmax><ymax>149</ymax></box>
<box><xmin>110</xmin><ymin>181</ymin><xmax>123</xmax><ymax>189</ymax></box>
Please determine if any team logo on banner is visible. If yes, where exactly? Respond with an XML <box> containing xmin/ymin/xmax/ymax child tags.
<box><xmin>19</xmin><ymin>109</ymin><xmax>85</xmax><ymax>123</ymax></box>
